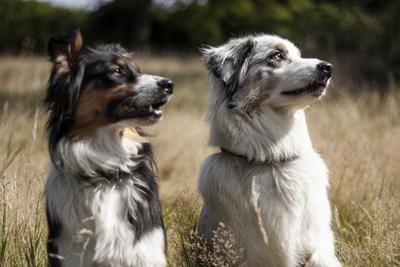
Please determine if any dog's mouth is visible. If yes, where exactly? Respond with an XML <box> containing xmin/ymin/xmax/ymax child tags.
<box><xmin>281</xmin><ymin>81</ymin><xmax>327</xmax><ymax>97</ymax></box>
<box><xmin>113</xmin><ymin>100</ymin><xmax>168</xmax><ymax>122</ymax></box>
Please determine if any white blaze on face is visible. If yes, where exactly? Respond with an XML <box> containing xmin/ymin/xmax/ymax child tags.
<box><xmin>133</xmin><ymin>74</ymin><xmax>164</xmax><ymax>106</ymax></box>
<box><xmin>273</xmin><ymin>57</ymin><xmax>322</xmax><ymax>94</ymax></box>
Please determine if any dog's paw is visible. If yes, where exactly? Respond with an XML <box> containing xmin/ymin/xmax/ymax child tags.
<box><xmin>306</xmin><ymin>254</ymin><xmax>342</xmax><ymax>267</ymax></box>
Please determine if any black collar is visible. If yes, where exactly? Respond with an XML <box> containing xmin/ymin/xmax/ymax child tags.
<box><xmin>220</xmin><ymin>147</ymin><xmax>298</xmax><ymax>165</ymax></box>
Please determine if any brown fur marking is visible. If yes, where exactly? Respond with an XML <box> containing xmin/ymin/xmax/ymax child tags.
<box><xmin>70</xmin><ymin>31</ymin><xmax>83</xmax><ymax>59</ymax></box>
<box><xmin>242</xmin><ymin>71</ymin><xmax>279</xmax><ymax>113</ymax></box>
<box><xmin>116</xmin><ymin>58</ymin><xmax>126</xmax><ymax>66</ymax></box>
<box><xmin>51</xmin><ymin>31</ymin><xmax>83</xmax><ymax>77</ymax></box>
<box><xmin>120</xmin><ymin>127</ymin><xmax>148</xmax><ymax>143</ymax></box>
<box><xmin>274</xmin><ymin>43</ymin><xmax>287</xmax><ymax>52</ymax></box>
<box><xmin>69</xmin><ymin>82</ymin><xmax>136</xmax><ymax>139</ymax></box>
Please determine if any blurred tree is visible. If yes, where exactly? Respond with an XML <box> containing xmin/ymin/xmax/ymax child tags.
<box><xmin>88</xmin><ymin>0</ymin><xmax>152</xmax><ymax>49</ymax></box>
<box><xmin>0</xmin><ymin>0</ymin><xmax>86</xmax><ymax>53</ymax></box>
<box><xmin>0</xmin><ymin>0</ymin><xmax>398</xmax><ymax>83</ymax></box>
<box><xmin>376</xmin><ymin>1</ymin><xmax>400</xmax><ymax>81</ymax></box>
<box><xmin>150</xmin><ymin>0</ymin><xmax>221</xmax><ymax>49</ymax></box>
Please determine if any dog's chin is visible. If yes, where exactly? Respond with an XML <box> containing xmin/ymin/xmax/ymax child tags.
<box><xmin>281</xmin><ymin>81</ymin><xmax>328</xmax><ymax>98</ymax></box>
<box><xmin>115</xmin><ymin>116</ymin><xmax>163</xmax><ymax>127</ymax></box>
<box><xmin>112</xmin><ymin>100</ymin><xmax>168</xmax><ymax>126</ymax></box>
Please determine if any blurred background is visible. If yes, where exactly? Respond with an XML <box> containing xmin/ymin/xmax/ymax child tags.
<box><xmin>0</xmin><ymin>1</ymin><xmax>399</xmax><ymax>266</ymax></box>
<box><xmin>1</xmin><ymin>0</ymin><xmax>399</xmax><ymax>86</ymax></box>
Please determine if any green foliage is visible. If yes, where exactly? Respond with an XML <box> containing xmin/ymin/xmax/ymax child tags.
<box><xmin>149</xmin><ymin>0</ymin><xmax>399</xmax><ymax>82</ymax></box>
<box><xmin>0</xmin><ymin>0</ymin><xmax>87</xmax><ymax>53</ymax></box>
<box><xmin>0</xmin><ymin>0</ymin><xmax>398</xmax><ymax>82</ymax></box>
<box><xmin>87</xmin><ymin>0</ymin><xmax>152</xmax><ymax>48</ymax></box>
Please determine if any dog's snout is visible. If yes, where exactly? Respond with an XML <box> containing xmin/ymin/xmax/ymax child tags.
<box><xmin>317</xmin><ymin>62</ymin><xmax>333</xmax><ymax>77</ymax></box>
<box><xmin>157</xmin><ymin>79</ymin><xmax>174</xmax><ymax>94</ymax></box>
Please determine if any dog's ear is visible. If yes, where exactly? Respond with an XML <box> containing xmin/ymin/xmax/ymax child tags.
<box><xmin>48</xmin><ymin>30</ymin><xmax>83</xmax><ymax>73</ymax></box>
<box><xmin>201</xmin><ymin>38</ymin><xmax>255</xmax><ymax>99</ymax></box>
<box><xmin>201</xmin><ymin>38</ymin><xmax>254</xmax><ymax>82</ymax></box>
<box><xmin>45</xmin><ymin>31</ymin><xmax>85</xmax><ymax>148</ymax></box>
<box><xmin>201</xmin><ymin>46</ymin><xmax>223</xmax><ymax>80</ymax></box>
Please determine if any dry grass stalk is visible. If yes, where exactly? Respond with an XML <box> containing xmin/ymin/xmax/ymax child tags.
<box><xmin>0</xmin><ymin>56</ymin><xmax>398</xmax><ymax>266</ymax></box>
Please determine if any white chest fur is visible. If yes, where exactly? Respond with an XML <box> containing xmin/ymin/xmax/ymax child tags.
<box><xmin>198</xmin><ymin>151</ymin><xmax>338</xmax><ymax>266</ymax></box>
<box><xmin>45</xmin><ymin>127</ymin><xmax>166</xmax><ymax>267</ymax></box>
<box><xmin>45</xmin><ymin>169</ymin><xmax>166</xmax><ymax>267</ymax></box>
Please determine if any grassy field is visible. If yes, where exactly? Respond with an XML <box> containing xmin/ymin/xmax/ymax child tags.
<box><xmin>0</xmin><ymin>55</ymin><xmax>399</xmax><ymax>266</ymax></box>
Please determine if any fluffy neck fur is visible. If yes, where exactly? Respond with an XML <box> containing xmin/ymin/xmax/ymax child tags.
<box><xmin>51</xmin><ymin>127</ymin><xmax>150</xmax><ymax>178</ymax></box>
<box><xmin>208</xmin><ymin>81</ymin><xmax>314</xmax><ymax>163</ymax></box>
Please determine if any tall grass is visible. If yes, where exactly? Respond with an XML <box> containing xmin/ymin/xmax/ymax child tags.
<box><xmin>0</xmin><ymin>56</ymin><xmax>399</xmax><ymax>266</ymax></box>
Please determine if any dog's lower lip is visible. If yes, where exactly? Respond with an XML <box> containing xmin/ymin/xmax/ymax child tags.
<box><xmin>281</xmin><ymin>82</ymin><xmax>326</xmax><ymax>96</ymax></box>
<box><xmin>114</xmin><ymin>100</ymin><xmax>168</xmax><ymax>121</ymax></box>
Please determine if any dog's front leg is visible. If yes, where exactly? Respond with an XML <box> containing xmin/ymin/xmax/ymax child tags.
<box><xmin>91</xmin><ymin>185</ymin><xmax>167</xmax><ymax>267</ymax></box>
<box><xmin>302</xmin><ymin>190</ymin><xmax>342</xmax><ymax>267</ymax></box>
<box><xmin>250</xmin><ymin>173</ymin><xmax>306</xmax><ymax>267</ymax></box>
<box><xmin>90</xmin><ymin>186</ymin><xmax>135</xmax><ymax>267</ymax></box>
<box><xmin>304</xmin><ymin>226</ymin><xmax>342</xmax><ymax>267</ymax></box>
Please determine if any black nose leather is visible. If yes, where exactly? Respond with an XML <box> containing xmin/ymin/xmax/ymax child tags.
<box><xmin>158</xmin><ymin>79</ymin><xmax>174</xmax><ymax>94</ymax></box>
<box><xmin>317</xmin><ymin>62</ymin><xmax>333</xmax><ymax>77</ymax></box>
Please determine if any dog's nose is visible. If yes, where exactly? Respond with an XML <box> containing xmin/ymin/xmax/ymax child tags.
<box><xmin>317</xmin><ymin>62</ymin><xmax>333</xmax><ymax>77</ymax></box>
<box><xmin>158</xmin><ymin>79</ymin><xmax>174</xmax><ymax>94</ymax></box>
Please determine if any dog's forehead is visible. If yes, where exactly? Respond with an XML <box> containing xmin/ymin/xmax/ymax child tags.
<box><xmin>114</xmin><ymin>55</ymin><xmax>137</xmax><ymax>69</ymax></box>
<box><xmin>254</xmin><ymin>35</ymin><xmax>301</xmax><ymax>56</ymax></box>
<box><xmin>82</xmin><ymin>50</ymin><xmax>138</xmax><ymax>71</ymax></box>
<box><xmin>84</xmin><ymin>45</ymin><xmax>135</xmax><ymax>63</ymax></box>
<box><xmin>115</xmin><ymin>53</ymin><xmax>139</xmax><ymax>70</ymax></box>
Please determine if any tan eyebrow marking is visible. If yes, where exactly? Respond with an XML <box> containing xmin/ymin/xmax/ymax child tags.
<box><xmin>116</xmin><ymin>58</ymin><xmax>126</xmax><ymax>66</ymax></box>
<box><xmin>274</xmin><ymin>43</ymin><xmax>287</xmax><ymax>52</ymax></box>
<box><xmin>69</xmin><ymin>81</ymin><xmax>137</xmax><ymax>140</ymax></box>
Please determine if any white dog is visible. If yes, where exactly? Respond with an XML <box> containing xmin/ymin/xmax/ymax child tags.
<box><xmin>198</xmin><ymin>34</ymin><xmax>342</xmax><ymax>267</ymax></box>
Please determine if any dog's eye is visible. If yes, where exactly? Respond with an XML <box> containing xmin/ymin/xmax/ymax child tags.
<box><xmin>113</xmin><ymin>67</ymin><xmax>124</xmax><ymax>76</ymax></box>
<box><xmin>270</xmin><ymin>51</ymin><xmax>285</xmax><ymax>61</ymax></box>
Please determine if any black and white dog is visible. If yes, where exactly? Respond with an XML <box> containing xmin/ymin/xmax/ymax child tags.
<box><xmin>44</xmin><ymin>31</ymin><xmax>173</xmax><ymax>267</ymax></box>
